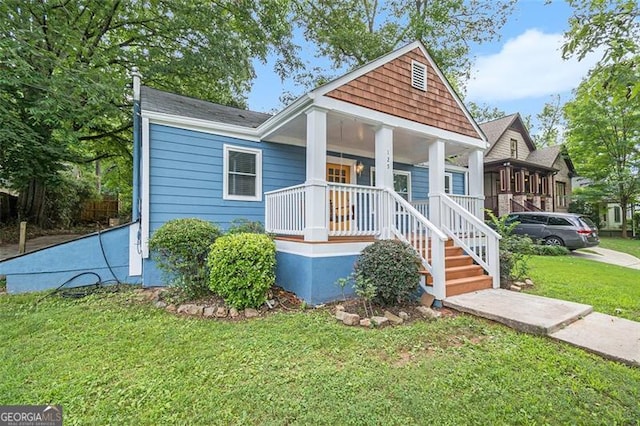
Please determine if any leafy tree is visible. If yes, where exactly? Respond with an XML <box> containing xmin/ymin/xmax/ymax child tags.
<box><xmin>467</xmin><ymin>102</ymin><xmax>506</xmax><ymax>124</ymax></box>
<box><xmin>564</xmin><ymin>62</ymin><xmax>640</xmax><ymax>238</ymax></box>
<box><xmin>0</xmin><ymin>0</ymin><xmax>297</xmax><ymax>226</ymax></box>
<box><xmin>533</xmin><ymin>94</ymin><xmax>565</xmax><ymax>148</ymax></box>
<box><xmin>292</xmin><ymin>0</ymin><xmax>516</xmax><ymax>89</ymax></box>
<box><xmin>562</xmin><ymin>0</ymin><xmax>640</xmax><ymax>99</ymax></box>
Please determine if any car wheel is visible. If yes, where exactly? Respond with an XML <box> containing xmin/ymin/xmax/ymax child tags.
<box><xmin>544</xmin><ymin>236</ymin><xmax>564</xmax><ymax>246</ymax></box>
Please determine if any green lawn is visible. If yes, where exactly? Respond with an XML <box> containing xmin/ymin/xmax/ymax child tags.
<box><xmin>1</xmin><ymin>289</ymin><xmax>639</xmax><ymax>425</ymax></box>
<box><xmin>527</xmin><ymin>256</ymin><xmax>640</xmax><ymax>321</ymax></box>
<box><xmin>598</xmin><ymin>236</ymin><xmax>640</xmax><ymax>258</ymax></box>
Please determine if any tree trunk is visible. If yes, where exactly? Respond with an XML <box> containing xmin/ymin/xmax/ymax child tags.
<box><xmin>620</xmin><ymin>198</ymin><xmax>628</xmax><ymax>238</ymax></box>
<box><xmin>19</xmin><ymin>179</ymin><xmax>48</xmax><ymax>228</ymax></box>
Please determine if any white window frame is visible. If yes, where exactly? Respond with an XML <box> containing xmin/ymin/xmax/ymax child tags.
<box><xmin>444</xmin><ymin>172</ymin><xmax>453</xmax><ymax>194</ymax></box>
<box><xmin>370</xmin><ymin>167</ymin><xmax>412</xmax><ymax>200</ymax></box>
<box><xmin>223</xmin><ymin>144</ymin><xmax>262</xmax><ymax>201</ymax></box>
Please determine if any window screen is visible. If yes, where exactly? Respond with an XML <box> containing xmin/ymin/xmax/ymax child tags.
<box><xmin>228</xmin><ymin>150</ymin><xmax>257</xmax><ymax>197</ymax></box>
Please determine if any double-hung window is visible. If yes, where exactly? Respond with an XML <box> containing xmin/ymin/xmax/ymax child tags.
<box><xmin>223</xmin><ymin>145</ymin><xmax>262</xmax><ymax>201</ymax></box>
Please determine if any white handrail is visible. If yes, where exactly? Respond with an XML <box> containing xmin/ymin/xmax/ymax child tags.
<box><xmin>440</xmin><ymin>194</ymin><xmax>501</xmax><ymax>288</ymax></box>
<box><xmin>384</xmin><ymin>189</ymin><xmax>447</xmax><ymax>300</ymax></box>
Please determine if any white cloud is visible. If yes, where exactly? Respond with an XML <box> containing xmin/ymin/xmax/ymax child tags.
<box><xmin>466</xmin><ymin>29</ymin><xmax>602</xmax><ymax>102</ymax></box>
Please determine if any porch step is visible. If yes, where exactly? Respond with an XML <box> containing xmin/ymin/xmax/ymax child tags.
<box><xmin>444</xmin><ymin>275</ymin><xmax>493</xmax><ymax>297</ymax></box>
<box><xmin>422</xmin><ymin>264</ymin><xmax>485</xmax><ymax>284</ymax></box>
<box><xmin>443</xmin><ymin>255</ymin><xmax>474</xmax><ymax>268</ymax></box>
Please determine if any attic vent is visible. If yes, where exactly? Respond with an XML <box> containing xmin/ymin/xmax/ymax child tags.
<box><xmin>411</xmin><ymin>61</ymin><xmax>427</xmax><ymax>91</ymax></box>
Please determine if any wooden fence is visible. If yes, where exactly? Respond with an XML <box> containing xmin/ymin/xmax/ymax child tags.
<box><xmin>80</xmin><ymin>196</ymin><xmax>119</xmax><ymax>223</ymax></box>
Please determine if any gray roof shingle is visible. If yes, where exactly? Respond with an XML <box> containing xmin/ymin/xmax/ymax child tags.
<box><xmin>140</xmin><ymin>86</ymin><xmax>272</xmax><ymax>128</ymax></box>
<box><xmin>526</xmin><ymin>145</ymin><xmax>562</xmax><ymax>168</ymax></box>
<box><xmin>479</xmin><ymin>114</ymin><xmax>519</xmax><ymax>147</ymax></box>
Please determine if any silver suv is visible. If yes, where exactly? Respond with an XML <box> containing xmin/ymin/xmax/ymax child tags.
<box><xmin>505</xmin><ymin>212</ymin><xmax>600</xmax><ymax>250</ymax></box>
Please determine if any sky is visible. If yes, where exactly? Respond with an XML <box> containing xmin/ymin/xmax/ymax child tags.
<box><xmin>246</xmin><ymin>0</ymin><xmax>602</xmax><ymax>132</ymax></box>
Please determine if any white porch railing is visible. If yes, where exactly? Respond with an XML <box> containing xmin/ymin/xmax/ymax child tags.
<box><xmin>449</xmin><ymin>194</ymin><xmax>484</xmax><ymax>218</ymax></box>
<box><xmin>264</xmin><ymin>184</ymin><xmax>306</xmax><ymax>235</ymax></box>
<box><xmin>327</xmin><ymin>183</ymin><xmax>382</xmax><ymax>237</ymax></box>
<box><xmin>385</xmin><ymin>190</ymin><xmax>448</xmax><ymax>299</ymax></box>
<box><xmin>410</xmin><ymin>200</ymin><xmax>429</xmax><ymax>218</ymax></box>
<box><xmin>440</xmin><ymin>194</ymin><xmax>501</xmax><ymax>288</ymax></box>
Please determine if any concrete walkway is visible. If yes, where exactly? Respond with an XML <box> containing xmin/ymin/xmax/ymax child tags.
<box><xmin>445</xmin><ymin>289</ymin><xmax>640</xmax><ymax>367</ymax></box>
<box><xmin>573</xmin><ymin>247</ymin><xmax>640</xmax><ymax>270</ymax></box>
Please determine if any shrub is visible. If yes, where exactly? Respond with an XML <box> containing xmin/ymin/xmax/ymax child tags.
<box><xmin>354</xmin><ymin>240</ymin><xmax>421</xmax><ymax>306</ymax></box>
<box><xmin>487</xmin><ymin>210</ymin><xmax>532</xmax><ymax>288</ymax></box>
<box><xmin>208</xmin><ymin>233</ymin><xmax>276</xmax><ymax>309</ymax></box>
<box><xmin>149</xmin><ymin>218</ymin><xmax>222</xmax><ymax>299</ymax></box>
<box><xmin>530</xmin><ymin>244</ymin><xmax>570</xmax><ymax>256</ymax></box>
<box><xmin>227</xmin><ymin>218</ymin><xmax>265</xmax><ymax>235</ymax></box>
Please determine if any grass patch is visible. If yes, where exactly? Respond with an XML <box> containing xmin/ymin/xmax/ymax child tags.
<box><xmin>527</xmin><ymin>256</ymin><xmax>640</xmax><ymax>321</ymax></box>
<box><xmin>1</xmin><ymin>289</ymin><xmax>639</xmax><ymax>424</ymax></box>
<box><xmin>598</xmin><ymin>237</ymin><xmax>640</xmax><ymax>258</ymax></box>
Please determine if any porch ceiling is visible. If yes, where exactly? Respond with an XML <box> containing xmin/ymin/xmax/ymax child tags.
<box><xmin>263</xmin><ymin>112</ymin><xmax>472</xmax><ymax>165</ymax></box>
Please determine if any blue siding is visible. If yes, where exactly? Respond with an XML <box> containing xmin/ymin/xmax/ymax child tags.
<box><xmin>452</xmin><ymin>171</ymin><xmax>466</xmax><ymax>195</ymax></box>
<box><xmin>149</xmin><ymin>124</ymin><xmax>305</xmax><ymax>231</ymax></box>
<box><xmin>276</xmin><ymin>252</ymin><xmax>359</xmax><ymax>305</ymax></box>
<box><xmin>0</xmin><ymin>225</ymin><xmax>139</xmax><ymax>294</ymax></box>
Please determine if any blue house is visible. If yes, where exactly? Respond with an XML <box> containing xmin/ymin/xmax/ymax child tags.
<box><xmin>0</xmin><ymin>41</ymin><xmax>500</xmax><ymax>304</ymax></box>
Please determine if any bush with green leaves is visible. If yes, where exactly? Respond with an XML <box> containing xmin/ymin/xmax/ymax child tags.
<box><xmin>208</xmin><ymin>233</ymin><xmax>276</xmax><ymax>309</ymax></box>
<box><xmin>486</xmin><ymin>210</ymin><xmax>533</xmax><ymax>287</ymax></box>
<box><xmin>149</xmin><ymin>218</ymin><xmax>222</xmax><ymax>299</ymax></box>
<box><xmin>354</xmin><ymin>240</ymin><xmax>421</xmax><ymax>306</ymax></box>
<box><xmin>530</xmin><ymin>244</ymin><xmax>570</xmax><ymax>256</ymax></box>
<box><xmin>227</xmin><ymin>218</ymin><xmax>265</xmax><ymax>235</ymax></box>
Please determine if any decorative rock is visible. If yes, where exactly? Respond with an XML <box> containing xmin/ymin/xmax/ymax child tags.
<box><xmin>203</xmin><ymin>307</ymin><xmax>216</xmax><ymax>318</ymax></box>
<box><xmin>335</xmin><ymin>304</ymin><xmax>345</xmax><ymax>312</ymax></box>
<box><xmin>510</xmin><ymin>284</ymin><xmax>522</xmax><ymax>292</ymax></box>
<box><xmin>176</xmin><ymin>304</ymin><xmax>188</xmax><ymax>314</ymax></box>
<box><xmin>229</xmin><ymin>307</ymin><xmax>239</xmax><ymax>319</ymax></box>
<box><xmin>420</xmin><ymin>293</ymin><xmax>435</xmax><ymax>307</ymax></box>
<box><xmin>416</xmin><ymin>306</ymin><xmax>441</xmax><ymax>319</ymax></box>
<box><xmin>215</xmin><ymin>306</ymin><xmax>228</xmax><ymax>318</ymax></box>
<box><xmin>514</xmin><ymin>281</ymin><xmax>526</xmax><ymax>288</ymax></box>
<box><xmin>266</xmin><ymin>299</ymin><xmax>277</xmax><ymax>309</ymax></box>
<box><xmin>154</xmin><ymin>301</ymin><xmax>167</xmax><ymax>309</ymax></box>
<box><xmin>342</xmin><ymin>312</ymin><xmax>360</xmax><ymax>326</ymax></box>
<box><xmin>360</xmin><ymin>318</ymin><xmax>371</xmax><ymax>327</ymax></box>
<box><xmin>166</xmin><ymin>304</ymin><xmax>177</xmax><ymax>313</ymax></box>
<box><xmin>371</xmin><ymin>316</ymin><xmax>390</xmax><ymax>327</ymax></box>
<box><xmin>384</xmin><ymin>310</ymin><xmax>404</xmax><ymax>325</ymax></box>
<box><xmin>187</xmin><ymin>304</ymin><xmax>204</xmax><ymax>316</ymax></box>
<box><xmin>335</xmin><ymin>310</ymin><xmax>346</xmax><ymax>321</ymax></box>
<box><xmin>244</xmin><ymin>308</ymin><xmax>259</xmax><ymax>318</ymax></box>
<box><xmin>524</xmin><ymin>278</ymin><xmax>534</xmax><ymax>287</ymax></box>
<box><xmin>398</xmin><ymin>311</ymin><xmax>410</xmax><ymax>321</ymax></box>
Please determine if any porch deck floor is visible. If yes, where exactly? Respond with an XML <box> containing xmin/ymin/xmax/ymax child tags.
<box><xmin>274</xmin><ymin>235</ymin><xmax>376</xmax><ymax>244</ymax></box>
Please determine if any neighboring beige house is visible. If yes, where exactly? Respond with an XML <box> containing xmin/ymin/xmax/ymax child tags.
<box><xmin>456</xmin><ymin>113</ymin><xmax>576</xmax><ymax>217</ymax></box>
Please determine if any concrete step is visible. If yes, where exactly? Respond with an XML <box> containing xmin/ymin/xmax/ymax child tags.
<box><xmin>444</xmin><ymin>289</ymin><xmax>593</xmax><ymax>335</ymax></box>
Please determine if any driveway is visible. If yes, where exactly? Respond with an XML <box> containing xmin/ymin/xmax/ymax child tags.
<box><xmin>572</xmin><ymin>247</ymin><xmax>640</xmax><ymax>270</ymax></box>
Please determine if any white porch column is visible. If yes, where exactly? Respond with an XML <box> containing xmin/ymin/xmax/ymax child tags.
<box><xmin>468</xmin><ymin>149</ymin><xmax>485</xmax><ymax>219</ymax></box>
<box><xmin>428</xmin><ymin>139</ymin><xmax>446</xmax><ymax>228</ymax></box>
<box><xmin>304</xmin><ymin>108</ymin><xmax>328</xmax><ymax>241</ymax></box>
<box><xmin>375</xmin><ymin>125</ymin><xmax>394</xmax><ymax>239</ymax></box>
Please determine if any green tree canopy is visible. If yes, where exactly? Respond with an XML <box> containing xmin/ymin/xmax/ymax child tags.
<box><xmin>0</xmin><ymin>0</ymin><xmax>297</xmax><ymax>225</ymax></box>
<box><xmin>291</xmin><ymin>0</ymin><xmax>516</xmax><ymax>90</ymax></box>
<box><xmin>564</xmin><ymin>62</ymin><xmax>640</xmax><ymax>237</ymax></box>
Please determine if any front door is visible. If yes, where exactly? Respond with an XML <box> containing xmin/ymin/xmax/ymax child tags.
<box><xmin>326</xmin><ymin>163</ymin><xmax>352</xmax><ymax>231</ymax></box>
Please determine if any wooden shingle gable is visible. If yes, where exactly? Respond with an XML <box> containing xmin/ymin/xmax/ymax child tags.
<box><xmin>316</xmin><ymin>42</ymin><xmax>483</xmax><ymax>140</ymax></box>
